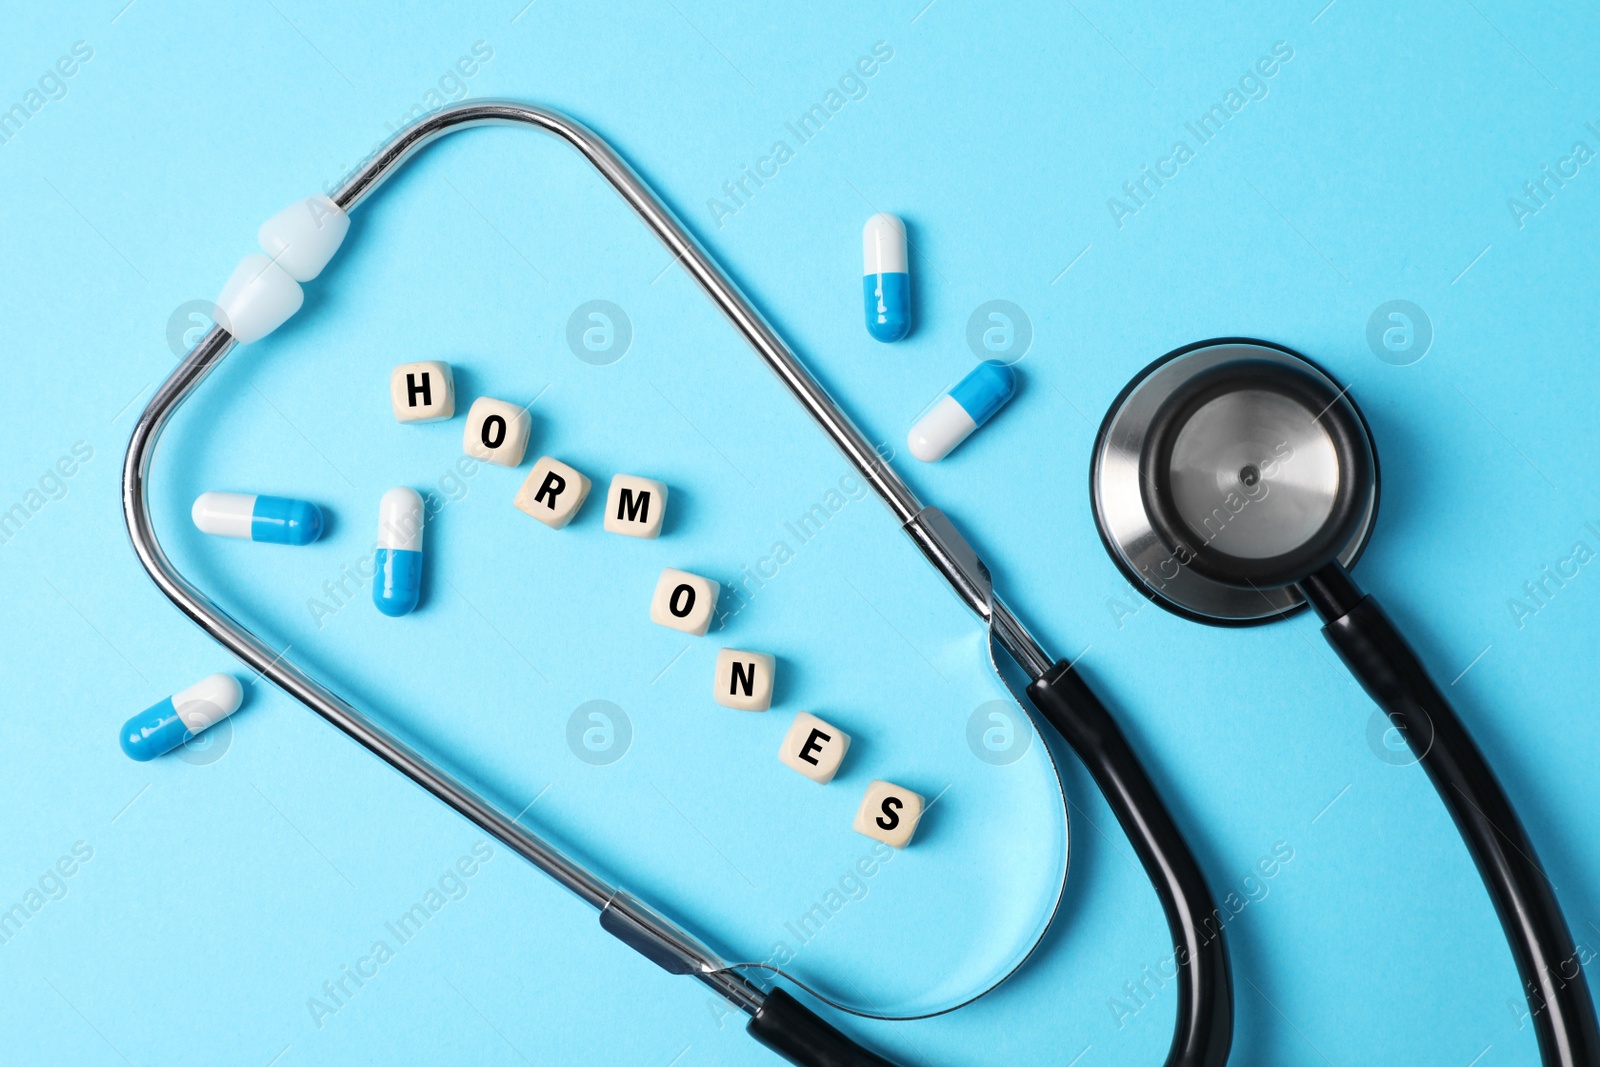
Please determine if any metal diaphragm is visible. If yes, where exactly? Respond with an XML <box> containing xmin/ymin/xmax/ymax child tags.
<box><xmin>1091</xmin><ymin>338</ymin><xmax>1379</xmax><ymax>625</ymax></box>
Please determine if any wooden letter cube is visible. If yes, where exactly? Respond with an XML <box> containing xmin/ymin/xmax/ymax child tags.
<box><xmin>852</xmin><ymin>780</ymin><xmax>925</xmax><ymax>848</ymax></box>
<box><xmin>650</xmin><ymin>568</ymin><xmax>720</xmax><ymax>636</ymax></box>
<box><xmin>714</xmin><ymin>649</ymin><xmax>775</xmax><ymax>711</ymax></box>
<box><xmin>390</xmin><ymin>361</ymin><xmax>455</xmax><ymax>422</ymax></box>
<box><xmin>604</xmin><ymin>474</ymin><xmax>668</xmax><ymax>539</ymax></box>
<box><xmin>463</xmin><ymin>397</ymin><xmax>531</xmax><ymax>467</ymax></box>
<box><xmin>514</xmin><ymin>456</ymin><xmax>591</xmax><ymax>529</ymax></box>
<box><xmin>779</xmin><ymin>712</ymin><xmax>851</xmax><ymax>783</ymax></box>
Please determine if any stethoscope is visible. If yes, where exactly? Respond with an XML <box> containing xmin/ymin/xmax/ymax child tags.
<box><xmin>1091</xmin><ymin>338</ymin><xmax>1600</xmax><ymax>1067</ymax></box>
<box><xmin>123</xmin><ymin>101</ymin><xmax>1233</xmax><ymax>1067</ymax></box>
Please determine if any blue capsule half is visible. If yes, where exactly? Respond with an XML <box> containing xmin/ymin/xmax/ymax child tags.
<box><xmin>251</xmin><ymin>495</ymin><xmax>323</xmax><ymax>544</ymax></box>
<box><xmin>949</xmin><ymin>359</ymin><xmax>1017</xmax><ymax>425</ymax></box>
<box><xmin>863</xmin><ymin>213</ymin><xmax>910</xmax><ymax>342</ymax></box>
<box><xmin>373</xmin><ymin>548</ymin><xmax>423</xmax><ymax>617</ymax></box>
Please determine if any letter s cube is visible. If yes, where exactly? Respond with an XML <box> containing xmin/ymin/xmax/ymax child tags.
<box><xmin>852</xmin><ymin>779</ymin><xmax>925</xmax><ymax>848</ymax></box>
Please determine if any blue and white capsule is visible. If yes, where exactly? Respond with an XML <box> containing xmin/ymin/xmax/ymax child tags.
<box><xmin>120</xmin><ymin>673</ymin><xmax>243</xmax><ymax>761</ymax></box>
<box><xmin>863</xmin><ymin>213</ymin><xmax>910</xmax><ymax>342</ymax></box>
<box><xmin>192</xmin><ymin>491</ymin><xmax>323</xmax><ymax>545</ymax></box>
<box><xmin>373</xmin><ymin>487</ymin><xmax>425</xmax><ymax>617</ymax></box>
<box><xmin>908</xmin><ymin>360</ymin><xmax>1017</xmax><ymax>462</ymax></box>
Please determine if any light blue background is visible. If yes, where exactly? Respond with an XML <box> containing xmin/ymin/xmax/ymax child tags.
<box><xmin>2</xmin><ymin>2</ymin><xmax>1599</xmax><ymax>1064</ymax></box>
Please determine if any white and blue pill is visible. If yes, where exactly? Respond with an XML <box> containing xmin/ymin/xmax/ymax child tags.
<box><xmin>120</xmin><ymin>673</ymin><xmax>243</xmax><ymax>762</ymax></box>
<box><xmin>908</xmin><ymin>360</ymin><xmax>1017</xmax><ymax>462</ymax></box>
<box><xmin>192</xmin><ymin>491</ymin><xmax>323</xmax><ymax>546</ymax></box>
<box><xmin>373</xmin><ymin>487</ymin><xmax>425</xmax><ymax>617</ymax></box>
<box><xmin>863</xmin><ymin>213</ymin><xmax>910</xmax><ymax>343</ymax></box>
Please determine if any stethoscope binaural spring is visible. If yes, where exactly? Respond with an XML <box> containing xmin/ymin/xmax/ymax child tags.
<box><xmin>124</xmin><ymin>100</ymin><xmax>1234</xmax><ymax>1067</ymax></box>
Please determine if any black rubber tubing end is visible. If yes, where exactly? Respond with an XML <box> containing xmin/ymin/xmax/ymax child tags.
<box><xmin>746</xmin><ymin>988</ymin><xmax>898</xmax><ymax>1067</ymax></box>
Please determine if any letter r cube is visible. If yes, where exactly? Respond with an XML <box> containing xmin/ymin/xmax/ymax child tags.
<box><xmin>514</xmin><ymin>456</ymin><xmax>591</xmax><ymax>529</ymax></box>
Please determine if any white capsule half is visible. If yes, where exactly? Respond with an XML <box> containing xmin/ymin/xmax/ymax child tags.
<box><xmin>192</xmin><ymin>491</ymin><xmax>256</xmax><ymax>539</ymax></box>
<box><xmin>908</xmin><ymin>395</ymin><xmax>978</xmax><ymax>462</ymax></box>
<box><xmin>377</xmin><ymin>487</ymin><xmax>425</xmax><ymax>551</ymax></box>
<box><xmin>172</xmin><ymin>673</ymin><xmax>245</xmax><ymax>732</ymax></box>
<box><xmin>863</xmin><ymin>213</ymin><xmax>908</xmax><ymax>275</ymax></box>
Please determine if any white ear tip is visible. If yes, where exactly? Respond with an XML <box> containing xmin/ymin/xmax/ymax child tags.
<box><xmin>257</xmin><ymin>194</ymin><xmax>349</xmax><ymax>282</ymax></box>
<box><xmin>214</xmin><ymin>253</ymin><xmax>304</xmax><ymax>344</ymax></box>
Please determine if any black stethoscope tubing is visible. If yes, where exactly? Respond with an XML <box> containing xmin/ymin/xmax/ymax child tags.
<box><xmin>1095</xmin><ymin>338</ymin><xmax>1600</xmax><ymax>1067</ymax></box>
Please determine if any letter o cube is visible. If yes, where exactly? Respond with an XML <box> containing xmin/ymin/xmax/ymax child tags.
<box><xmin>852</xmin><ymin>780</ymin><xmax>925</xmax><ymax>849</ymax></box>
<box><xmin>650</xmin><ymin>568</ymin><xmax>720</xmax><ymax>636</ymax></box>
<box><xmin>463</xmin><ymin>397</ymin><xmax>530</xmax><ymax>467</ymax></box>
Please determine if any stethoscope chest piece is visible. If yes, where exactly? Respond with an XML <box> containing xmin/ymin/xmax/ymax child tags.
<box><xmin>1092</xmin><ymin>338</ymin><xmax>1379</xmax><ymax>625</ymax></box>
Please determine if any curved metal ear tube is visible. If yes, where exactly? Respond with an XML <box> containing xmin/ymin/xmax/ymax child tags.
<box><xmin>125</xmin><ymin>100</ymin><xmax>1231</xmax><ymax>1067</ymax></box>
